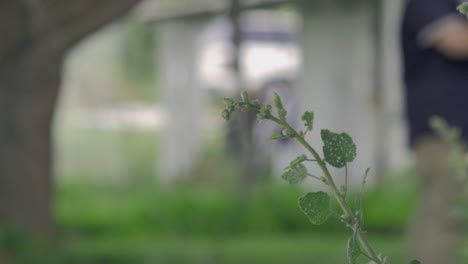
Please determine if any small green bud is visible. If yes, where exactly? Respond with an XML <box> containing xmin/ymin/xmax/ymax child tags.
<box><xmin>273</xmin><ymin>93</ymin><xmax>284</xmax><ymax>110</ymax></box>
<box><xmin>224</xmin><ymin>98</ymin><xmax>235</xmax><ymax>107</ymax></box>
<box><xmin>281</xmin><ymin>128</ymin><xmax>295</xmax><ymax>138</ymax></box>
<box><xmin>320</xmin><ymin>176</ymin><xmax>329</xmax><ymax>185</ymax></box>
<box><xmin>251</xmin><ymin>99</ymin><xmax>261</xmax><ymax>109</ymax></box>
<box><xmin>257</xmin><ymin>104</ymin><xmax>272</xmax><ymax>121</ymax></box>
<box><xmin>222</xmin><ymin>109</ymin><xmax>231</xmax><ymax>120</ymax></box>
<box><xmin>274</xmin><ymin>93</ymin><xmax>288</xmax><ymax>120</ymax></box>
<box><xmin>278</xmin><ymin>109</ymin><xmax>287</xmax><ymax>120</ymax></box>
<box><xmin>269</xmin><ymin>133</ymin><xmax>283</xmax><ymax>140</ymax></box>
<box><xmin>241</xmin><ymin>90</ymin><xmax>249</xmax><ymax>102</ymax></box>
<box><xmin>302</xmin><ymin>111</ymin><xmax>314</xmax><ymax>131</ymax></box>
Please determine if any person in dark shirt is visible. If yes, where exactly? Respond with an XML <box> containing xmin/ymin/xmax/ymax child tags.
<box><xmin>401</xmin><ymin>0</ymin><xmax>468</xmax><ymax>263</ymax></box>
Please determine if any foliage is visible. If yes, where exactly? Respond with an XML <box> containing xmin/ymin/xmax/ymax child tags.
<box><xmin>299</xmin><ymin>192</ymin><xmax>331</xmax><ymax>225</ymax></box>
<box><xmin>223</xmin><ymin>91</ymin><xmax>419</xmax><ymax>264</ymax></box>
<box><xmin>321</xmin><ymin>129</ymin><xmax>356</xmax><ymax>169</ymax></box>
<box><xmin>430</xmin><ymin>117</ymin><xmax>468</xmax><ymax>220</ymax></box>
<box><xmin>458</xmin><ymin>2</ymin><xmax>468</xmax><ymax>18</ymax></box>
<box><xmin>430</xmin><ymin>117</ymin><xmax>468</xmax><ymax>183</ymax></box>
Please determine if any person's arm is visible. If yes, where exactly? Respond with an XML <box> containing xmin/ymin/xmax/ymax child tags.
<box><xmin>418</xmin><ymin>16</ymin><xmax>468</xmax><ymax>59</ymax></box>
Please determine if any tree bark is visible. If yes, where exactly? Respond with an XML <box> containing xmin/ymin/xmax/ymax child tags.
<box><xmin>0</xmin><ymin>0</ymin><xmax>140</xmax><ymax>238</ymax></box>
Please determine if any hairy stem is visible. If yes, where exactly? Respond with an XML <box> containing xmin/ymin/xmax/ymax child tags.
<box><xmin>344</xmin><ymin>164</ymin><xmax>348</xmax><ymax>198</ymax></box>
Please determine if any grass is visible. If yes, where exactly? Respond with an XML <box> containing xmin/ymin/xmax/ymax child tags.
<box><xmin>53</xmin><ymin>177</ymin><xmax>414</xmax><ymax>263</ymax></box>
<box><xmin>60</xmin><ymin>233</ymin><xmax>407</xmax><ymax>264</ymax></box>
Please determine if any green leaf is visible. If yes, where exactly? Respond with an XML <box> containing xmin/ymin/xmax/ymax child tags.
<box><xmin>347</xmin><ymin>230</ymin><xmax>361</xmax><ymax>264</ymax></box>
<box><xmin>274</xmin><ymin>93</ymin><xmax>284</xmax><ymax>110</ymax></box>
<box><xmin>457</xmin><ymin>3</ymin><xmax>468</xmax><ymax>17</ymax></box>
<box><xmin>298</xmin><ymin>192</ymin><xmax>330</xmax><ymax>225</ymax></box>
<box><xmin>251</xmin><ymin>99</ymin><xmax>261</xmax><ymax>109</ymax></box>
<box><xmin>223</xmin><ymin>98</ymin><xmax>235</xmax><ymax>106</ymax></box>
<box><xmin>241</xmin><ymin>90</ymin><xmax>249</xmax><ymax>102</ymax></box>
<box><xmin>269</xmin><ymin>133</ymin><xmax>283</xmax><ymax>140</ymax></box>
<box><xmin>274</xmin><ymin>93</ymin><xmax>287</xmax><ymax>119</ymax></box>
<box><xmin>281</xmin><ymin>163</ymin><xmax>308</xmax><ymax>184</ymax></box>
<box><xmin>408</xmin><ymin>260</ymin><xmax>421</xmax><ymax>264</ymax></box>
<box><xmin>257</xmin><ymin>104</ymin><xmax>272</xmax><ymax>121</ymax></box>
<box><xmin>321</xmin><ymin>129</ymin><xmax>357</xmax><ymax>168</ymax></box>
<box><xmin>289</xmin><ymin>154</ymin><xmax>308</xmax><ymax>167</ymax></box>
<box><xmin>302</xmin><ymin>111</ymin><xmax>314</xmax><ymax>131</ymax></box>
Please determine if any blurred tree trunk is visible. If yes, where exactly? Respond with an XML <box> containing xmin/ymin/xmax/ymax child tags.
<box><xmin>0</xmin><ymin>0</ymin><xmax>140</xmax><ymax>238</ymax></box>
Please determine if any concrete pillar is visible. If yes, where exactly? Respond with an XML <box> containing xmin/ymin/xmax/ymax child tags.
<box><xmin>297</xmin><ymin>1</ymin><xmax>378</xmax><ymax>184</ymax></box>
<box><xmin>156</xmin><ymin>18</ymin><xmax>208</xmax><ymax>182</ymax></box>
<box><xmin>380</xmin><ymin>0</ymin><xmax>410</xmax><ymax>169</ymax></box>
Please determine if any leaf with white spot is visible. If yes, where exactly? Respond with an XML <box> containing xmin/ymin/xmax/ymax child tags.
<box><xmin>321</xmin><ymin>129</ymin><xmax>356</xmax><ymax>168</ymax></box>
<box><xmin>281</xmin><ymin>163</ymin><xmax>308</xmax><ymax>184</ymax></box>
<box><xmin>298</xmin><ymin>192</ymin><xmax>330</xmax><ymax>225</ymax></box>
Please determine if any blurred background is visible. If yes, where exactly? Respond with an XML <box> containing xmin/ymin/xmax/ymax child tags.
<box><xmin>1</xmin><ymin>0</ymin><xmax>466</xmax><ymax>263</ymax></box>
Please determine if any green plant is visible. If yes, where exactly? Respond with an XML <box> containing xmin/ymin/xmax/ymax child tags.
<box><xmin>430</xmin><ymin>117</ymin><xmax>468</xmax><ymax>184</ymax></box>
<box><xmin>458</xmin><ymin>2</ymin><xmax>468</xmax><ymax>18</ymax></box>
<box><xmin>222</xmin><ymin>91</ymin><xmax>419</xmax><ymax>264</ymax></box>
<box><xmin>430</xmin><ymin>117</ymin><xmax>468</xmax><ymax>219</ymax></box>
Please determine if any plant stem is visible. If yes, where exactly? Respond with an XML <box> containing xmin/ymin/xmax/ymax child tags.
<box><xmin>268</xmin><ymin>115</ymin><xmax>382</xmax><ymax>264</ymax></box>
<box><xmin>344</xmin><ymin>164</ymin><xmax>348</xmax><ymax>198</ymax></box>
<box><xmin>359</xmin><ymin>249</ymin><xmax>376</xmax><ymax>262</ymax></box>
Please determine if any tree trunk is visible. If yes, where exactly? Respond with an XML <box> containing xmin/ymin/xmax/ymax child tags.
<box><xmin>0</xmin><ymin>43</ymin><xmax>63</xmax><ymax>237</ymax></box>
<box><xmin>0</xmin><ymin>0</ymin><xmax>140</xmax><ymax>238</ymax></box>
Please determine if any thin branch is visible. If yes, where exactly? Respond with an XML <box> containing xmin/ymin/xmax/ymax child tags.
<box><xmin>344</xmin><ymin>163</ymin><xmax>349</xmax><ymax>199</ymax></box>
<box><xmin>359</xmin><ymin>249</ymin><xmax>380</xmax><ymax>263</ymax></box>
<box><xmin>307</xmin><ymin>173</ymin><xmax>322</xmax><ymax>182</ymax></box>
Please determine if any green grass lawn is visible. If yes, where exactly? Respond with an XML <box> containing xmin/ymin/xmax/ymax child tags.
<box><xmin>53</xmin><ymin>173</ymin><xmax>417</xmax><ymax>264</ymax></box>
<box><xmin>60</xmin><ymin>233</ymin><xmax>407</xmax><ymax>264</ymax></box>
